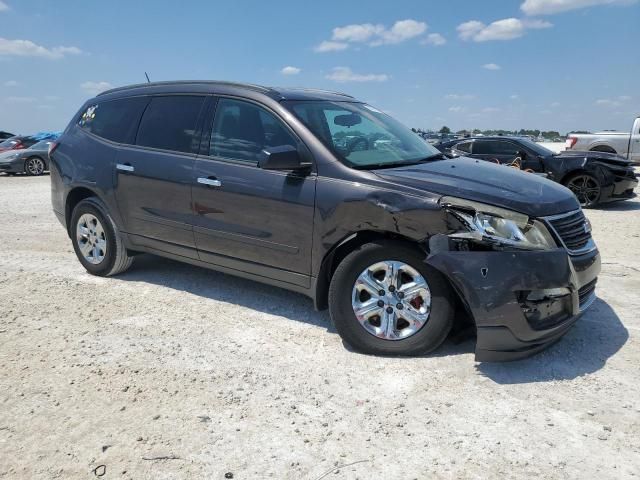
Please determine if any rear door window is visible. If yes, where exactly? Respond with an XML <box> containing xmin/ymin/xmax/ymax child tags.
<box><xmin>78</xmin><ymin>97</ymin><xmax>149</xmax><ymax>144</ymax></box>
<box><xmin>135</xmin><ymin>96</ymin><xmax>205</xmax><ymax>154</ymax></box>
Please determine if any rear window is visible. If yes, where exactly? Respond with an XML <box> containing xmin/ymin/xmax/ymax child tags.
<box><xmin>78</xmin><ymin>97</ymin><xmax>148</xmax><ymax>144</ymax></box>
<box><xmin>474</xmin><ymin>140</ymin><xmax>519</xmax><ymax>155</ymax></box>
<box><xmin>135</xmin><ymin>96</ymin><xmax>205</xmax><ymax>154</ymax></box>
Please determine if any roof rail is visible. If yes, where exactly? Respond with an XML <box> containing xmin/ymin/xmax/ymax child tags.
<box><xmin>273</xmin><ymin>87</ymin><xmax>355</xmax><ymax>99</ymax></box>
<box><xmin>97</xmin><ymin>80</ymin><xmax>275</xmax><ymax>97</ymax></box>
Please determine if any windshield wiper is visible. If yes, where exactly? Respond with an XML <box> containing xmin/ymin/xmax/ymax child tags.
<box><xmin>353</xmin><ymin>152</ymin><xmax>448</xmax><ymax>170</ymax></box>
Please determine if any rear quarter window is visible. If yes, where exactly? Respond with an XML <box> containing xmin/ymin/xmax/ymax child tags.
<box><xmin>78</xmin><ymin>97</ymin><xmax>149</xmax><ymax>144</ymax></box>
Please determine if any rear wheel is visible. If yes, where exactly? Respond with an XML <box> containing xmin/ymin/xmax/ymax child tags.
<box><xmin>70</xmin><ymin>197</ymin><xmax>134</xmax><ymax>276</ymax></box>
<box><xmin>328</xmin><ymin>240</ymin><xmax>454</xmax><ymax>356</ymax></box>
<box><xmin>564</xmin><ymin>173</ymin><xmax>601</xmax><ymax>207</ymax></box>
<box><xmin>25</xmin><ymin>157</ymin><xmax>45</xmax><ymax>176</ymax></box>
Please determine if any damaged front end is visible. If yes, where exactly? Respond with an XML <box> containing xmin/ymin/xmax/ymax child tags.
<box><xmin>427</xmin><ymin>196</ymin><xmax>601</xmax><ymax>362</ymax></box>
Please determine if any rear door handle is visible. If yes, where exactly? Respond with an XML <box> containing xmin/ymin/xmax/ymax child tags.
<box><xmin>197</xmin><ymin>177</ymin><xmax>222</xmax><ymax>187</ymax></box>
<box><xmin>116</xmin><ymin>163</ymin><xmax>134</xmax><ymax>173</ymax></box>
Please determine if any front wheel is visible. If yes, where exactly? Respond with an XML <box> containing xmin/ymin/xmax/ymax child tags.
<box><xmin>328</xmin><ymin>240</ymin><xmax>454</xmax><ymax>356</ymax></box>
<box><xmin>25</xmin><ymin>157</ymin><xmax>46</xmax><ymax>176</ymax></box>
<box><xmin>564</xmin><ymin>173</ymin><xmax>601</xmax><ymax>207</ymax></box>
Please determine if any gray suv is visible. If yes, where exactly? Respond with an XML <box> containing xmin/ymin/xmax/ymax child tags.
<box><xmin>50</xmin><ymin>81</ymin><xmax>601</xmax><ymax>361</ymax></box>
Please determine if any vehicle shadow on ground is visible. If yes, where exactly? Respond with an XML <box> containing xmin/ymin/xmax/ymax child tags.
<box><xmin>117</xmin><ymin>255</ymin><xmax>334</xmax><ymax>331</ymax></box>
<box><xmin>477</xmin><ymin>299</ymin><xmax>628</xmax><ymax>384</ymax></box>
<box><xmin>592</xmin><ymin>201</ymin><xmax>640</xmax><ymax>211</ymax></box>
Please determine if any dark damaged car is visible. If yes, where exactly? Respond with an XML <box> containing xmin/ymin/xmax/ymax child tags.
<box><xmin>436</xmin><ymin>136</ymin><xmax>638</xmax><ymax>207</ymax></box>
<box><xmin>50</xmin><ymin>81</ymin><xmax>601</xmax><ymax>361</ymax></box>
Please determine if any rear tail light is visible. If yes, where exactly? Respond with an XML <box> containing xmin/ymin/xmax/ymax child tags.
<box><xmin>565</xmin><ymin>137</ymin><xmax>578</xmax><ymax>150</ymax></box>
<box><xmin>14</xmin><ymin>143</ymin><xmax>25</xmax><ymax>150</ymax></box>
<box><xmin>48</xmin><ymin>141</ymin><xmax>59</xmax><ymax>156</ymax></box>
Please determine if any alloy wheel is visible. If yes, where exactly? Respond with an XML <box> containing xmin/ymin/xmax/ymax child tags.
<box><xmin>567</xmin><ymin>175</ymin><xmax>600</xmax><ymax>207</ymax></box>
<box><xmin>76</xmin><ymin>214</ymin><xmax>107</xmax><ymax>264</ymax></box>
<box><xmin>351</xmin><ymin>261</ymin><xmax>431</xmax><ymax>340</ymax></box>
<box><xmin>26</xmin><ymin>158</ymin><xmax>45</xmax><ymax>176</ymax></box>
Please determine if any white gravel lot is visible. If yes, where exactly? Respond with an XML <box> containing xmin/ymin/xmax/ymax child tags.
<box><xmin>0</xmin><ymin>174</ymin><xmax>639</xmax><ymax>479</ymax></box>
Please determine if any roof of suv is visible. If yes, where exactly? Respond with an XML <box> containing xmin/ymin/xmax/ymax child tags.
<box><xmin>98</xmin><ymin>81</ymin><xmax>356</xmax><ymax>102</ymax></box>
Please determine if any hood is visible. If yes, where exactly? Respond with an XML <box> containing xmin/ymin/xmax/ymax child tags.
<box><xmin>554</xmin><ymin>150</ymin><xmax>632</xmax><ymax>167</ymax></box>
<box><xmin>373</xmin><ymin>157</ymin><xmax>579</xmax><ymax>217</ymax></box>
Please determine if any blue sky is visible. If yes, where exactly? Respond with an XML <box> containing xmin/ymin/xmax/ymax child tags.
<box><xmin>0</xmin><ymin>0</ymin><xmax>637</xmax><ymax>134</ymax></box>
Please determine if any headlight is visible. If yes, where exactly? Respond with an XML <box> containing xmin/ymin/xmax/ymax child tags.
<box><xmin>440</xmin><ymin>196</ymin><xmax>557</xmax><ymax>250</ymax></box>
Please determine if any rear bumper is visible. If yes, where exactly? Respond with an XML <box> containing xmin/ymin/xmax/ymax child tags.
<box><xmin>427</xmin><ymin>247</ymin><xmax>601</xmax><ymax>362</ymax></box>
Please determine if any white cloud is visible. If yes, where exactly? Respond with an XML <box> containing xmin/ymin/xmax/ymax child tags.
<box><xmin>521</xmin><ymin>0</ymin><xmax>637</xmax><ymax>15</ymax></box>
<box><xmin>550</xmin><ymin>101</ymin><xmax>561</xmax><ymax>107</ymax></box>
<box><xmin>80</xmin><ymin>81</ymin><xmax>113</xmax><ymax>96</ymax></box>
<box><xmin>482</xmin><ymin>107</ymin><xmax>501</xmax><ymax>113</ymax></box>
<box><xmin>445</xmin><ymin>93</ymin><xmax>475</xmax><ymax>100</ymax></box>
<box><xmin>457</xmin><ymin>18</ymin><xmax>552</xmax><ymax>42</ymax></box>
<box><xmin>4</xmin><ymin>96</ymin><xmax>35</xmax><ymax>103</ymax></box>
<box><xmin>332</xmin><ymin>23</ymin><xmax>384</xmax><ymax>43</ymax></box>
<box><xmin>421</xmin><ymin>33</ymin><xmax>447</xmax><ymax>46</ymax></box>
<box><xmin>280</xmin><ymin>66</ymin><xmax>301</xmax><ymax>75</ymax></box>
<box><xmin>371</xmin><ymin>19</ymin><xmax>427</xmax><ymax>45</ymax></box>
<box><xmin>449</xmin><ymin>106</ymin><xmax>464</xmax><ymax>113</ymax></box>
<box><xmin>0</xmin><ymin>1</ymin><xmax>9</xmax><ymax>12</ymax></box>
<box><xmin>510</xmin><ymin>94</ymin><xmax>520</xmax><ymax>99</ymax></box>
<box><xmin>3</xmin><ymin>80</ymin><xmax>18</xmax><ymax>87</ymax></box>
<box><xmin>483</xmin><ymin>63</ymin><xmax>502</xmax><ymax>70</ymax></box>
<box><xmin>325</xmin><ymin>67</ymin><xmax>388</xmax><ymax>83</ymax></box>
<box><xmin>0</xmin><ymin>37</ymin><xmax>83</xmax><ymax>59</ymax></box>
<box><xmin>316</xmin><ymin>19</ymin><xmax>427</xmax><ymax>52</ymax></box>
<box><xmin>314</xmin><ymin>40</ymin><xmax>349</xmax><ymax>53</ymax></box>
<box><xmin>595</xmin><ymin>96</ymin><xmax>631</xmax><ymax>108</ymax></box>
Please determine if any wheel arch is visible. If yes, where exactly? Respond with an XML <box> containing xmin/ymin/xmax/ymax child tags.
<box><xmin>589</xmin><ymin>144</ymin><xmax>617</xmax><ymax>154</ymax></box>
<box><xmin>65</xmin><ymin>186</ymin><xmax>102</xmax><ymax>237</ymax></box>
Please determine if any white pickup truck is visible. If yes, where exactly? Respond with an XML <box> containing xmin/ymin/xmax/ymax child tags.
<box><xmin>566</xmin><ymin>116</ymin><xmax>640</xmax><ymax>164</ymax></box>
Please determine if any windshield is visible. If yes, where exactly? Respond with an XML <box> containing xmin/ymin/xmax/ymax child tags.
<box><xmin>283</xmin><ymin>101</ymin><xmax>440</xmax><ymax>168</ymax></box>
<box><xmin>516</xmin><ymin>138</ymin><xmax>554</xmax><ymax>156</ymax></box>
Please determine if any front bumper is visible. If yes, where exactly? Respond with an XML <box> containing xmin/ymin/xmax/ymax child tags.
<box><xmin>0</xmin><ymin>159</ymin><xmax>23</xmax><ymax>173</ymax></box>
<box><xmin>600</xmin><ymin>175</ymin><xmax>638</xmax><ymax>202</ymax></box>
<box><xmin>427</xmin><ymin>247</ymin><xmax>601</xmax><ymax>362</ymax></box>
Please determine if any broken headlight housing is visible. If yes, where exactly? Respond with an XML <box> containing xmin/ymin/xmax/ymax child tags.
<box><xmin>440</xmin><ymin>196</ymin><xmax>557</xmax><ymax>251</ymax></box>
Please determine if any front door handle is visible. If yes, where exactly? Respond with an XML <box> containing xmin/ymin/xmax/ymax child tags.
<box><xmin>197</xmin><ymin>177</ymin><xmax>222</xmax><ymax>187</ymax></box>
<box><xmin>116</xmin><ymin>163</ymin><xmax>134</xmax><ymax>173</ymax></box>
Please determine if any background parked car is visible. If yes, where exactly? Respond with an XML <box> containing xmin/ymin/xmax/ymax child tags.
<box><xmin>437</xmin><ymin>136</ymin><xmax>638</xmax><ymax>207</ymax></box>
<box><xmin>0</xmin><ymin>135</ymin><xmax>38</xmax><ymax>153</ymax></box>
<box><xmin>0</xmin><ymin>131</ymin><xmax>15</xmax><ymax>140</ymax></box>
<box><xmin>566</xmin><ymin>117</ymin><xmax>640</xmax><ymax>164</ymax></box>
<box><xmin>0</xmin><ymin>139</ymin><xmax>52</xmax><ymax>176</ymax></box>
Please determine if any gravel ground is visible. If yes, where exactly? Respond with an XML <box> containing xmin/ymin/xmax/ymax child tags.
<box><xmin>0</xmin><ymin>174</ymin><xmax>639</xmax><ymax>479</ymax></box>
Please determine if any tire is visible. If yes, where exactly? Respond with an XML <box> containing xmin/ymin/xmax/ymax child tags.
<box><xmin>328</xmin><ymin>240</ymin><xmax>454</xmax><ymax>356</ymax></box>
<box><xmin>563</xmin><ymin>172</ymin><xmax>601</xmax><ymax>207</ymax></box>
<box><xmin>70</xmin><ymin>197</ymin><xmax>134</xmax><ymax>276</ymax></box>
<box><xmin>24</xmin><ymin>156</ymin><xmax>46</xmax><ymax>176</ymax></box>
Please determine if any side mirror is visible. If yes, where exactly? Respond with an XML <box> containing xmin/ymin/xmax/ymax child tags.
<box><xmin>258</xmin><ymin>145</ymin><xmax>311</xmax><ymax>171</ymax></box>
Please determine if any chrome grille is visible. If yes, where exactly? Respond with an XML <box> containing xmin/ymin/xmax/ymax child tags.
<box><xmin>545</xmin><ymin>209</ymin><xmax>594</xmax><ymax>254</ymax></box>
